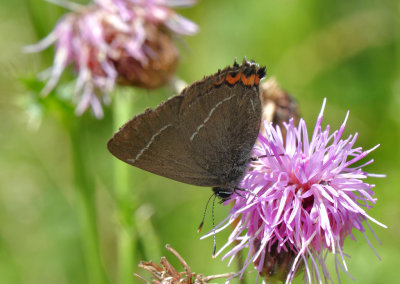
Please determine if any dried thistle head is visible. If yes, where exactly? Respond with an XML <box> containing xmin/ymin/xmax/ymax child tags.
<box><xmin>259</xmin><ymin>77</ymin><xmax>300</xmax><ymax>136</ymax></box>
<box><xmin>113</xmin><ymin>24</ymin><xmax>179</xmax><ymax>89</ymax></box>
<box><xmin>135</xmin><ymin>244</ymin><xmax>234</xmax><ymax>284</ymax></box>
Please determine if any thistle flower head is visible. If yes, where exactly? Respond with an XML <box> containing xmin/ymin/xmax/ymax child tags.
<box><xmin>207</xmin><ymin>99</ymin><xmax>385</xmax><ymax>283</ymax></box>
<box><xmin>24</xmin><ymin>0</ymin><xmax>198</xmax><ymax>118</ymax></box>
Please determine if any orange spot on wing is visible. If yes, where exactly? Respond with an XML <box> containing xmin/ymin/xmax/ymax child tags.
<box><xmin>240</xmin><ymin>74</ymin><xmax>251</xmax><ymax>85</ymax></box>
<box><xmin>241</xmin><ymin>74</ymin><xmax>258</xmax><ymax>86</ymax></box>
<box><xmin>226</xmin><ymin>72</ymin><xmax>241</xmax><ymax>85</ymax></box>
<box><xmin>247</xmin><ymin>74</ymin><xmax>256</xmax><ymax>85</ymax></box>
<box><xmin>217</xmin><ymin>71</ymin><xmax>261</xmax><ymax>87</ymax></box>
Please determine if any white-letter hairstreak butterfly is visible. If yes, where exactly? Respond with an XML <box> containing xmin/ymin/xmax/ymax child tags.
<box><xmin>107</xmin><ymin>59</ymin><xmax>266</xmax><ymax>200</ymax></box>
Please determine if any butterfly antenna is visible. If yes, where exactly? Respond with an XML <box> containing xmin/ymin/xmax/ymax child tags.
<box><xmin>212</xmin><ymin>194</ymin><xmax>217</xmax><ymax>258</ymax></box>
<box><xmin>197</xmin><ymin>193</ymin><xmax>215</xmax><ymax>234</ymax></box>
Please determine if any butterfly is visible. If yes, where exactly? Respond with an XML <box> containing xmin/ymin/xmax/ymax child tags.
<box><xmin>107</xmin><ymin>60</ymin><xmax>266</xmax><ymax>200</ymax></box>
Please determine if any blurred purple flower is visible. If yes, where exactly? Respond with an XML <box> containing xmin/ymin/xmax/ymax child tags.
<box><xmin>24</xmin><ymin>0</ymin><xmax>198</xmax><ymax>118</ymax></box>
<box><xmin>96</xmin><ymin>0</ymin><xmax>198</xmax><ymax>35</ymax></box>
<box><xmin>205</xmin><ymin>99</ymin><xmax>386</xmax><ymax>283</ymax></box>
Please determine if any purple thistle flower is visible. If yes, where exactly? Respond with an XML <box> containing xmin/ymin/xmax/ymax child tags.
<box><xmin>204</xmin><ymin>99</ymin><xmax>386</xmax><ymax>283</ymax></box>
<box><xmin>96</xmin><ymin>0</ymin><xmax>198</xmax><ymax>35</ymax></box>
<box><xmin>24</xmin><ymin>0</ymin><xmax>198</xmax><ymax>118</ymax></box>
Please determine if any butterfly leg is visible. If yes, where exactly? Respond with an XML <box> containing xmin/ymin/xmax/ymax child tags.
<box><xmin>232</xmin><ymin>188</ymin><xmax>246</xmax><ymax>199</ymax></box>
<box><xmin>250</xmin><ymin>153</ymin><xmax>285</xmax><ymax>162</ymax></box>
<box><xmin>234</xmin><ymin>187</ymin><xmax>259</xmax><ymax>199</ymax></box>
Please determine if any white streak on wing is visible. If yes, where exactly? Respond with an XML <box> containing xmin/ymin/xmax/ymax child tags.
<box><xmin>250</xmin><ymin>97</ymin><xmax>255</xmax><ymax>112</ymax></box>
<box><xmin>190</xmin><ymin>94</ymin><xmax>236</xmax><ymax>141</ymax></box>
<box><xmin>128</xmin><ymin>124</ymin><xmax>172</xmax><ymax>163</ymax></box>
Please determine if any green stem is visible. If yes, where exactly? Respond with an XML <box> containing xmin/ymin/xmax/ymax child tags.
<box><xmin>112</xmin><ymin>89</ymin><xmax>137</xmax><ymax>284</ymax></box>
<box><xmin>68</xmin><ymin>116</ymin><xmax>108</xmax><ymax>284</ymax></box>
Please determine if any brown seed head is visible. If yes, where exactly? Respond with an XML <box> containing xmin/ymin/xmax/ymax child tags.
<box><xmin>111</xmin><ymin>24</ymin><xmax>179</xmax><ymax>89</ymax></box>
<box><xmin>259</xmin><ymin>78</ymin><xmax>300</xmax><ymax>137</ymax></box>
<box><xmin>252</xmin><ymin>240</ymin><xmax>303</xmax><ymax>283</ymax></box>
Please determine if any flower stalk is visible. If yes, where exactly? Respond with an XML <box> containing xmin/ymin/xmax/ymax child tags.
<box><xmin>68</xmin><ymin>115</ymin><xmax>108</xmax><ymax>284</ymax></box>
<box><xmin>112</xmin><ymin>89</ymin><xmax>137</xmax><ymax>284</ymax></box>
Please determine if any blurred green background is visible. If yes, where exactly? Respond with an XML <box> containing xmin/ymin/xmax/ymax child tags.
<box><xmin>0</xmin><ymin>0</ymin><xmax>399</xmax><ymax>283</ymax></box>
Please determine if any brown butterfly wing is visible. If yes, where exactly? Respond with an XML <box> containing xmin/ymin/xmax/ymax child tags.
<box><xmin>107</xmin><ymin>95</ymin><xmax>220</xmax><ymax>186</ymax></box>
<box><xmin>107</xmin><ymin>60</ymin><xmax>265</xmax><ymax>187</ymax></box>
<box><xmin>178</xmin><ymin>68</ymin><xmax>262</xmax><ymax>188</ymax></box>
